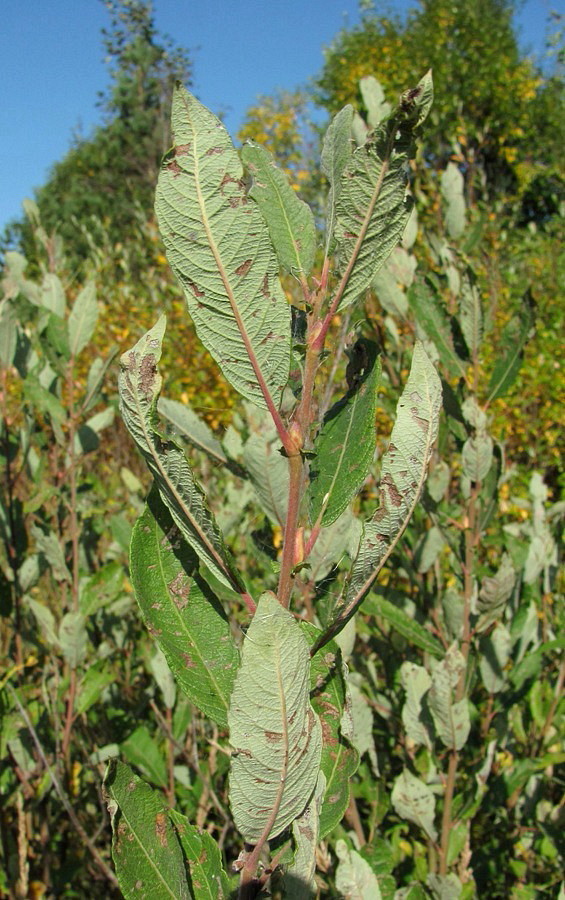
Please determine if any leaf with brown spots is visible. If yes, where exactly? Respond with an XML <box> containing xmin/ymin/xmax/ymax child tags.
<box><xmin>228</xmin><ymin>592</ymin><xmax>322</xmax><ymax>843</ymax></box>
<box><xmin>313</xmin><ymin>341</ymin><xmax>441</xmax><ymax>653</ymax></box>
<box><xmin>130</xmin><ymin>488</ymin><xmax>239</xmax><ymax>729</ymax></box>
<box><xmin>169</xmin><ymin>809</ymin><xmax>231</xmax><ymax>899</ymax></box>
<box><xmin>119</xmin><ymin>316</ymin><xmax>245</xmax><ymax>597</ymax></box>
<box><xmin>155</xmin><ymin>84</ymin><xmax>291</xmax><ymax>410</ymax></box>
<box><xmin>104</xmin><ymin>760</ymin><xmax>190</xmax><ymax>899</ymax></box>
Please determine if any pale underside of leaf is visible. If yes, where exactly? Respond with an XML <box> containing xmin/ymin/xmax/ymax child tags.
<box><xmin>321</xmin><ymin>104</ymin><xmax>354</xmax><ymax>256</ymax></box>
<box><xmin>228</xmin><ymin>592</ymin><xmax>322</xmax><ymax>843</ymax></box>
<box><xmin>333</xmin><ymin>73</ymin><xmax>433</xmax><ymax>311</ymax></box>
<box><xmin>118</xmin><ymin>317</ymin><xmax>241</xmax><ymax>593</ymax></box>
<box><xmin>155</xmin><ymin>84</ymin><xmax>291</xmax><ymax>410</ymax></box>
<box><xmin>314</xmin><ymin>342</ymin><xmax>441</xmax><ymax>652</ymax></box>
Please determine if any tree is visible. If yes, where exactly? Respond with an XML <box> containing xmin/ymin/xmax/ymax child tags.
<box><xmin>315</xmin><ymin>0</ymin><xmax>547</xmax><ymax>198</ymax></box>
<box><xmin>3</xmin><ymin>1</ymin><xmax>192</xmax><ymax>271</ymax></box>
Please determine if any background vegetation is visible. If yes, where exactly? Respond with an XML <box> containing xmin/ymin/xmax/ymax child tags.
<box><xmin>1</xmin><ymin>0</ymin><xmax>562</xmax><ymax>897</ymax></box>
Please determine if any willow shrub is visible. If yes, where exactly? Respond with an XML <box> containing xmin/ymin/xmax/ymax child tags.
<box><xmin>107</xmin><ymin>73</ymin><xmax>443</xmax><ymax>897</ymax></box>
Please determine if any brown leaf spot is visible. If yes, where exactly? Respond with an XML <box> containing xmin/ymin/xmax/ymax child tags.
<box><xmin>139</xmin><ymin>355</ymin><xmax>157</xmax><ymax>394</ymax></box>
<box><xmin>187</xmin><ymin>280</ymin><xmax>204</xmax><ymax>298</ymax></box>
<box><xmin>182</xmin><ymin>653</ymin><xmax>197</xmax><ymax>669</ymax></box>
<box><xmin>261</xmin><ymin>274</ymin><xmax>270</xmax><ymax>297</ymax></box>
<box><xmin>175</xmin><ymin>144</ymin><xmax>191</xmax><ymax>157</ymax></box>
<box><xmin>382</xmin><ymin>473</ymin><xmax>402</xmax><ymax>507</ymax></box>
<box><xmin>264</xmin><ymin>730</ymin><xmax>282</xmax><ymax>743</ymax></box>
<box><xmin>166</xmin><ymin>159</ymin><xmax>182</xmax><ymax>177</ymax></box>
<box><xmin>235</xmin><ymin>259</ymin><xmax>253</xmax><ymax>277</ymax></box>
<box><xmin>155</xmin><ymin>812</ymin><xmax>168</xmax><ymax>848</ymax></box>
<box><xmin>205</xmin><ymin>145</ymin><xmax>224</xmax><ymax>156</ymax></box>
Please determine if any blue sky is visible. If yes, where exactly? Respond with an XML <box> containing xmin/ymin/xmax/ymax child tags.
<box><xmin>0</xmin><ymin>0</ymin><xmax>555</xmax><ymax>231</ymax></box>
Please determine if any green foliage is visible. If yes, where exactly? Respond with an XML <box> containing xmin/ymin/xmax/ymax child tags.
<box><xmin>2</xmin><ymin>1</ymin><xmax>192</xmax><ymax>271</ymax></box>
<box><xmin>1</xmin><ymin>7</ymin><xmax>563</xmax><ymax>898</ymax></box>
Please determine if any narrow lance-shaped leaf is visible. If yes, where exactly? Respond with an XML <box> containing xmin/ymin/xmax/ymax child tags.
<box><xmin>169</xmin><ymin>809</ymin><xmax>231</xmax><ymax>899</ymax></box>
<box><xmin>118</xmin><ymin>316</ymin><xmax>244</xmax><ymax>594</ymax></box>
<box><xmin>158</xmin><ymin>397</ymin><xmax>228</xmax><ymax>467</ymax></box>
<box><xmin>428</xmin><ymin>644</ymin><xmax>470</xmax><ymax>750</ymax></box>
<box><xmin>241</xmin><ymin>142</ymin><xmax>316</xmax><ymax>278</ymax></box>
<box><xmin>313</xmin><ymin>342</ymin><xmax>441</xmax><ymax>654</ymax></box>
<box><xmin>228</xmin><ymin>592</ymin><xmax>322</xmax><ymax>843</ymax></box>
<box><xmin>408</xmin><ymin>280</ymin><xmax>467</xmax><ymax>379</ymax></box>
<box><xmin>68</xmin><ymin>281</ymin><xmax>98</xmax><ymax>357</ymax></box>
<box><xmin>459</xmin><ymin>268</ymin><xmax>483</xmax><ymax>357</ymax></box>
<box><xmin>333</xmin><ymin>71</ymin><xmax>433</xmax><ymax>310</ymax></box>
<box><xmin>321</xmin><ymin>104</ymin><xmax>354</xmax><ymax>255</ymax></box>
<box><xmin>130</xmin><ymin>489</ymin><xmax>239</xmax><ymax>728</ymax></box>
<box><xmin>309</xmin><ymin>340</ymin><xmax>381</xmax><ymax>527</ymax></box>
<box><xmin>485</xmin><ymin>290</ymin><xmax>535</xmax><ymax>404</ymax></box>
<box><xmin>155</xmin><ymin>84</ymin><xmax>291</xmax><ymax>410</ymax></box>
<box><xmin>104</xmin><ymin>760</ymin><xmax>190</xmax><ymax>900</ymax></box>
<box><xmin>302</xmin><ymin>623</ymin><xmax>359</xmax><ymax>838</ymax></box>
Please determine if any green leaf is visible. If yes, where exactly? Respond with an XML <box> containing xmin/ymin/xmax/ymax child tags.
<box><xmin>68</xmin><ymin>281</ymin><xmax>98</xmax><ymax>357</ymax></box>
<box><xmin>476</xmin><ymin>553</ymin><xmax>515</xmax><ymax>631</ymax></box>
<box><xmin>282</xmin><ymin>773</ymin><xmax>326</xmax><ymax>899</ymax></box>
<box><xmin>428</xmin><ymin>645</ymin><xmax>470</xmax><ymax>750</ymax></box>
<box><xmin>130</xmin><ymin>489</ymin><xmax>239</xmax><ymax>729</ymax></box>
<box><xmin>168</xmin><ymin>809</ymin><xmax>231</xmax><ymax>898</ymax></box>
<box><xmin>26</xmin><ymin>597</ymin><xmax>60</xmax><ymax>649</ymax></box>
<box><xmin>335</xmin><ymin>839</ymin><xmax>382</xmax><ymax>899</ymax></box>
<box><xmin>459</xmin><ymin>270</ymin><xmax>483</xmax><ymax>357</ymax></box>
<box><xmin>321</xmin><ymin>104</ymin><xmax>354</xmax><ymax>255</ymax></box>
<box><xmin>486</xmin><ymin>293</ymin><xmax>535</xmax><ymax>404</ymax></box>
<box><xmin>158</xmin><ymin>397</ymin><xmax>228</xmax><ymax>467</ymax></box>
<box><xmin>119</xmin><ymin>317</ymin><xmax>243</xmax><ymax>594</ymax></box>
<box><xmin>74</xmin><ymin>407</ymin><xmax>115</xmax><ymax>455</ymax></box>
<box><xmin>408</xmin><ymin>281</ymin><xmax>466</xmax><ymax>379</ymax></box>
<box><xmin>316</xmin><ymin>342</ymin><xmax>441</xmax><ymax>651</ymax></box>
<box><xmin>479</xmin><ymin>623</ymin><xmax>511</xmax><ymax>694</ymax></box>
<box><xmin>243</xmin><ymin>421</ymin><xmax>289</xmax><ymax>526</ymax></box>
<box><xmin>333</xmin><ymin>72</ymin><xmax>433</xmax><ymax>310</ymax></box>
<box><xmin>241</xmin><ymin>142</ymin><xmax>316</xmax><ymax>278</ymax></box>
<box><xmin>363</xmin><ymin>596</ymin><xmax>444</xmax><ymax>658</ymax></box>
<box><xmin>309</xmin><ymin>342</ymin><xmax>381</xmax><ymax>527</ymax></box>
<box><xmin>155</xmin><ymin>84</ymin><xmax>291</xmax><ymax>409</ymax></box>
<box><xmin>24</xmin><ymin>377</ymin><xmax>66</xmax><ymax>425</ymax></box>
<box><xmin>391</xmin><ymin>769</ymin><xmax>437</xmax><ymax>842</ymax></box>
<box><xmin>461</xmin><ymin>433</ymin><xmax>493</xmax><ymax>483</ymax></box>
<box><xmin>0</xmin><ymin>301</ymin><xmax>18</xmax><ymax>367</ymax></box>
<box><xmin>76</xmin><ymin>664</ymin><xmax>115</xmax><ymax>715</ymax></box>
<box><xmin>360</xmin><ymin>75</ymin><xmax>392</xmax><ymax>128</ymax></box>
<box><xmin>30</xmin><ymin>524</ymin><xmax>71</xmax><ymax>583</ymax></box>
<box><xmin>58</xmin><ymin>612</ymin><xmax>87</xmax><ymax>668</ymax></box>
<box><xmin>79</xmin><ymin>561</ymin><xmax>125</xmax><ymax>616</ymax></box>
<box><xmin>104</xmin><ymin>760</ymin><xmax>190</xmax><ymax>899</ymax></box>
<box><xmin>228</xmin><ymin>592</ymin><xmax>322</xmax><ymax>843</ymax></box>
<box><xmin>414</xmin><ymin>525</ymin><xmax>445</xmax><ymax>574</ymax></box>
<box><xmin>306</xmin><ymin>506</ymin><xmax>362</xmax><ymax>584</ymax></box>
<box><xmin>441</xmin><ymin>163</ymin><xmax>466</xmax><ymax>239</ymax></box>
<box><xmin>121</xmin><ymin>726</ymin><xmax>168</xmax><ymax>789</ymax></box>
<box><xmin>304</xmin><ymin>625</ymin><xmax>359</xmax><ymax>838</ymax></box>
<box><xmin>400</xmin><ymin>662</ymin><xmax>433</xmax><ymax>749</ymax></box>
<box><xmin>40</xmin><ymin>273</ymin><xmax>66</xmax><ymax>317</ymax></box>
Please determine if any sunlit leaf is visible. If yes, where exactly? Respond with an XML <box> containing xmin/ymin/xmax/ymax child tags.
<box><xmin>104</xmin><ymin>760</ymin><xmax>190</xmax><ymax>899</ymax></box>
<box><xmin>118</xmin><ymin>316</ymin><xmax>243</xmax><ymax>593</ymax></box>
<box><xmin>241</xmin><ymin>141</ymin><xmax>316</xmax><ymax>277</ymax></box>
<box><xmin>228</xmin><ymin>592</ymin><xmax>322</xmax><ymax>843</ymax></box>
<box><xmin>155</xmin><ymin>84</ymin><xmax>291</xmax><ymax>409</ymax></box>
<box><xmin>309</xmin><ymin>342</ymin><xmax>381</xmax><ymax>527</ymax></box>
<box><xmin>130</xmin><ymin>489</ymin><xmax>239</xmax><ymax>728</ymax></box>
<box><xmin>333</xmin><ymin>72</ymin><xmax>433</xmax><ymax>310</ymax></box>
